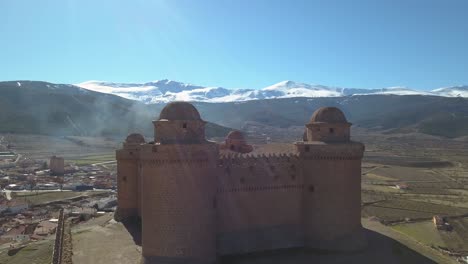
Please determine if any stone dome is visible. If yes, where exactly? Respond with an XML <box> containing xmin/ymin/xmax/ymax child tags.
<box><xmin>226</xmin><ymin>130</ymin><xmax>245</xmax><ymax>141</ymax></box>
<box><xmin>158</xmin><ymin>101</ymin><xmax>201</xmax><ymax>121</ymax></box>
<box><xmin>310</xmin><ymin>107</ymin><xmax>348</xmax><ymax>123</ymax></box>
<box><xmin>126</xmin><ymin>133</ymin><xmax>145</xmax><ymax>144</ymax></box>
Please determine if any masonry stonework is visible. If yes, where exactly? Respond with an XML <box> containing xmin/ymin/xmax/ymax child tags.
<box><xmin>116</xmin><ymin>101</ymin><xmax>366</xmax><ymax>264</ymax></box>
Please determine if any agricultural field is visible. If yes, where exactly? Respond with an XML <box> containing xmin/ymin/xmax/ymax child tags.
<box><xmin>362</xmin><ymin>199</ymin><xmax>468</xmax><ymax>222</ymax></box>
<box><xmin>11</xmin><ymin>191</ymin><xmax>92</xmax><ymax>206</ymax></box>
<box><xmin>66</xmin><ymin>153</ymin><xmax>116</xmax><ymax>166</ymax></box>
<box><xmin>392</xmin><ymin>219</ymin><xmax>468</xmax><ymax>253</ymax></box>
<box><xmin>358</xmin><ymin>130</ymin><xmax>468</xmax><ymax>260</ymax></box>
<box><xmin>0</xmin><ymin>134</ymin><xmax>120</xmax><ymax>161</ymax></box>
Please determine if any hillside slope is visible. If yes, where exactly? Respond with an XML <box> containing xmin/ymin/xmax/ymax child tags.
<box><xmin>190</xmin><ymin>95</ymin><xmax>468</xmax><ymax>138</ymax></box>
<box><xmin>0</xmin><ymin>81</ymin><xmax>232</xmax><ymax>138</ymax></box>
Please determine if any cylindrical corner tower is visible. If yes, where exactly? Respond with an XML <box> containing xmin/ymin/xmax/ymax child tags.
<box><xmin>116</xmin><ymin>133</ymin><xmax>145</xmax><ymax>220</ymax></box>
<box><xmin>296</xmin><ymin>107</ymin><xmax>366</xmax><ymax>251</ymax></box>
<box><xmin>140</xmin><ymin>102</ymin><xmax>218</xmax><ymax>264</ymax></box>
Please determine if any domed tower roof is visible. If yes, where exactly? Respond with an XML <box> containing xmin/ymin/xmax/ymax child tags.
<box><xmin>125</xmin><ymin>133</ymin><xmax>145</xmax><ymax>144</ymax></box>
<box><xmin>158</xmin><ymin>101</ymin><xmax>201</xmax><ymax>121</ymax></box>
<box><xmin>310</xmin><ymin>107</ymin><xmax>348</xmax><ymax>123</ymax></box>
<box><xmin>226</xmin><ymin>130</ymin><xmax>245</xmax><ymax>141</ymax></box>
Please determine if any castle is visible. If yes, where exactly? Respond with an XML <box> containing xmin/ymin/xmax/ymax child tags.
<box><xmin>116</xmin><ymin>101</ymin><xmax>366</xmax><ymax>264</ymax></box>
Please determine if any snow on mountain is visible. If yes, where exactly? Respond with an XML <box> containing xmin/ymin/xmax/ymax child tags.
<box><xmin>352</xmin><ymin>87</ymin><xmax>433</xmax><ymax>96</ymax></box>
<box><xmin>75</xmin><ymin>80</ymin><xmax>468</xmax><ymax>104</ymax></box>
<box><xmin>431</xmin><ymin>86</ymin><xmax>468</xmax><ymax>97</ymax></box>
<box><xmin>261</xmin><ymin>81</ymin><xmax>343</xmax><ymax>98</ymax></box>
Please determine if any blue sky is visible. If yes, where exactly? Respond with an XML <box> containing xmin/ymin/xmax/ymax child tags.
<box><xmin>1</xmin><ymin>0</ymin><xmax>468</xmax><ymax>90</ymax></box>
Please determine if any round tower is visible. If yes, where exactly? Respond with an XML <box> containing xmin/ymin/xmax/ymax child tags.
<box><xmin>305</xmin><ymin>106</ymin><xmax>351</xmax><ymax>142</ymax></box>
<box><xmin>222</xmin><ymin>130</ymin><xmax>253</xmax><ymax>153</ymax></box>
<box><xmin>154</xmin><ymin>101</ymin><xmax>206</xmax><ymax>144</ymax></box>
<box><xmin>116</xmin><ymin>133</ymin><xmax>145</xmax><ymax>220</ymax></box>
<box><xmin>296</xmin><ymin>107</ymin><xmax>366</xmax><ymax>251</ymax></box>
<box><xmin>140</xmin><ymin>102</ymin><xmax>218</xmax><ymax>264</ymax></box>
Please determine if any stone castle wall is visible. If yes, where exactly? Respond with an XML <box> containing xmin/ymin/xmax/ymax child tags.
<box><xmin>139</xmin><ymin>143</ymin><xmax>219</xmax><ymax>264</ymax></box>
<box><xmin>298</xmin><ymin>142</ymin><xmax>366</xmax><ymax>251</ymax></box>
<box><xmin>115</xmin><ymin>149</ymin><xmax>139</xmax><ymax>219</ymax></box>
<box><xmin>216</xmin><ymin>154</ymin><xmax>304</xmax><ymax>255</ymax></box>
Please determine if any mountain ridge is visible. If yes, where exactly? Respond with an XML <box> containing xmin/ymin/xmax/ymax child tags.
<box><xmin>76</xmin><ymin>79</ymin><xmax>468</xmax><ymax>103</ymax></box>
<box><xmin>2</xmin><ymin>80</ymin><xmax>468</xmax><ymax>139</ymax></box>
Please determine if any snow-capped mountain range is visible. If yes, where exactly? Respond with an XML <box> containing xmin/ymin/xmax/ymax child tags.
<box><xmin>76</xmin><ymin>80</ymin><xmax>468</xmax><ymax>104</ymax></box>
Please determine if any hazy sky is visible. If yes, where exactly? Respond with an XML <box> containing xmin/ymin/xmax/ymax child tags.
<box><xmin>1</xmin><ymin>0</ymin><xmax>468</xmax><ymax>90</ymax></box>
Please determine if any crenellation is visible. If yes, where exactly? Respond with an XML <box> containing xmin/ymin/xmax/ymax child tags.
<box><xmin>116</xmin><ymin>103</ymin><xmax>366</xmax><ymax>263</ymax></box>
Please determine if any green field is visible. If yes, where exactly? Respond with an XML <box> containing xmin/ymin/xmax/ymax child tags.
<box><xmin>363</xmin><ymin>199</ymin><xmax>468</xmax><ymax>222</ymax></box>
<box><xmin>392</xmin><ymin>218</ymin><xmax>468</xmax><ymax>253</ymax></box>
<box><xmin>0</xmin><ymin>240</ymin><xmax>53</xmax><ymax>264</ymax></box>
<box><xmin>13</xmin><ymin>191</ymin><xmax>88</xmax><ymax>205</ymax></box>
<box><xmin>392</xmin><ymin>221</ymin><xmax>446</xmax><ymax>248</ymax></box>
<box><xmin>67</xmin><ymin>153</ymin><xmax>115</xmax><ymax>165</ymax></box>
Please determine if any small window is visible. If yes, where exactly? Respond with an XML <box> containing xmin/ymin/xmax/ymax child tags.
<box><xmin>291</xmin><ymin>174</ymin><xmax>296</xmax><ymax>180</ymax></box>
<box><xmin>182</xmin><ymin>123</ymin><xmax>187</xmax><ymax>129</ymax></box>
<box><xmin>230</xmin><ymin>145</ymin><xmax>235</xmax><ymax>150</ymax></box>
<box><xmin>152</xmin><ymin>146</ymin><xmax>158</xmax><ymax>152</ymax></box>
<box><xmin>305</xmin><ymin>146</ymin><xmax>310</xmax><ymax>152</ymax></box>
<box><xmin>329</xmin><ymin>128</ymin><xmax>334</xmax><ymax>134</ymax></box>
<box><xmin>240</xmin><ymin>177</ymin><xmax>245</xmax><ymax>184</ymax></box>
<box><xmin>123</xmin><ymin>176</ymin><xmax>127</xmax><ymax>182</ymax></box>
<box><xmin>308</xmin><ymin>185</ymin><xmax>314</xmax><ymax>192</ymax></box>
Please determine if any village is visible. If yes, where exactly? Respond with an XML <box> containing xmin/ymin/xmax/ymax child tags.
<box><xmin>0</xmin><ymin>137</ymin><xmax>117</xmax><ymax>254</ymax></box>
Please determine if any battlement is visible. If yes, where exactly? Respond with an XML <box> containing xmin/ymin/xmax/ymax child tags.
<box><xmin>217</xmin><ymin>152</ymin><xmax>302</xmax><ymax>192</ymax></box>
<box><xmin>295</xmin><ymin>141</ymin><xmax>365</xmax><ymax>160</ymax></box>
<box><xmin>219</xmin><ymin>152</ymin><xmax>299</xmax><ymax>165</ymax></box>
